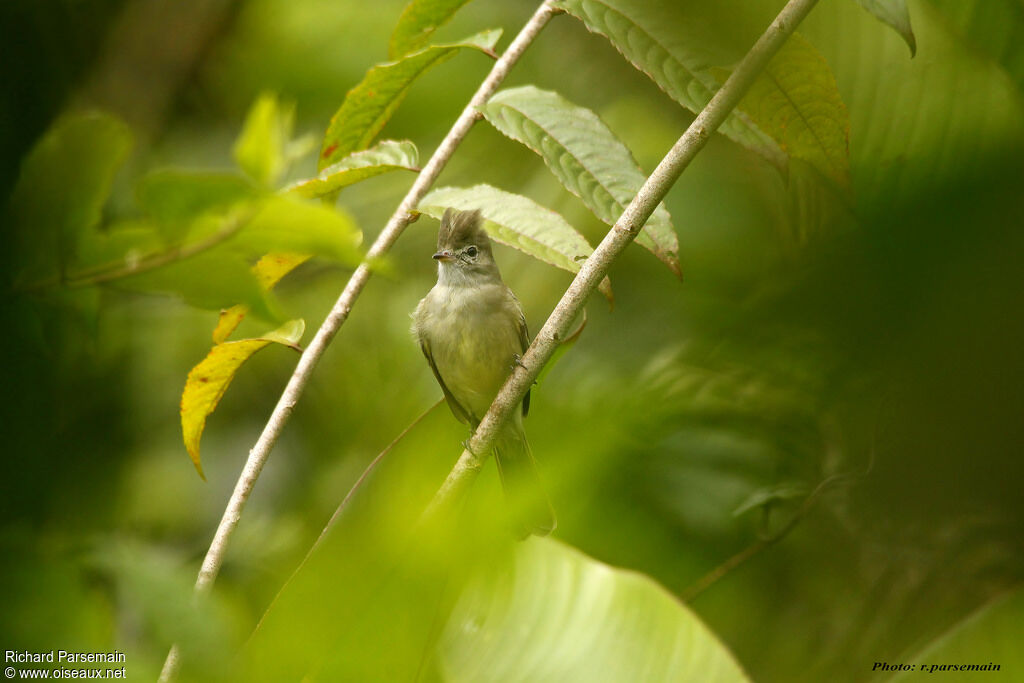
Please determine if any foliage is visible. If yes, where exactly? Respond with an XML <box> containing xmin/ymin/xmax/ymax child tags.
<box><xmin>3</xmin><ymin>0</ymin><xmax>1023</xmax><ymax>681</ymax></box>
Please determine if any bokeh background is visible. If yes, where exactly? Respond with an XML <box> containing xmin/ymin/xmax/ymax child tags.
<box><xmin>2</xmin><ymin>0</ymin><xmax>1023</xmax><ymax>680</ymax></box>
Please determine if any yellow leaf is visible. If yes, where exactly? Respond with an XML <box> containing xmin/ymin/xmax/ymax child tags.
<box><xmin>182</xmin><ymin>319</ymin><xmax>305</xmax><ymax>478</ymax></box>
<box><xmin>213</xmin><ymin>305</ymin><xmax>248</xmax><ymax>344</ymax></box>
<box><xmin>253</xmin><ymin>252</ymin><xmax>310</xmax><ymax>290</ymax></box>
<box><xmin>209</xmin><ymin>253</ymin><xmax>310</xmax><ymax>344</ymax></box>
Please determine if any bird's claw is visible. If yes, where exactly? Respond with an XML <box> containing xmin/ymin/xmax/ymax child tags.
<box><xmin>511</xmin><ymin>354</ymin><xmax>528</xmax><ymax>371</ymax></box>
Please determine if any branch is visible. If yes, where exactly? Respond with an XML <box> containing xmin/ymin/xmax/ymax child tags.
<box><xmin>158</xmin><ymin>2</ymin><xmax>561</xmax><ymax>680</ymax></box>
<box><xmin>680</xmin><ymin>474</ymin><xmax>839</xmax><ymax>602</ymax></box>
<box><xmin>423</xmin><ymin>0</ymin><xmax>823</xmax><ymax>518</ymax></box>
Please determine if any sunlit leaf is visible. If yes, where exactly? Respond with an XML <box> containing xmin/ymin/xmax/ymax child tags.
<box><xmin>853</xmin><ymin>0</ymin><xmax>916</xmax><ymax>57</ymax></box>
<box><xmin>552</xmin><ymin>0</ymin><xmax>786</xmax><ymax>170</ymax></box>
<box><xmin>888</xmin><ymin>588</ymin><xmax>1024</xmax><ymax>681</ymax></box>
<box><xmin>319</xmin><ymin>29</ymin><xmax>501</xmax><ymax>170</ymax></box>
<box><xmin>482</xmin><ymin>86</ymin><xmax>680</xmax><ymax>277</ymax></box>
<box><xmin>389</xmin><ymin>0</ymin><xmax>476</xmax><ymax>59</ymax></box>
<box><xmin>418</xmin><ymin>184</ymin><xmax>613</xmax><ymax>303</ymax></box>
<box><xmin>229</xmin><ymin>195</ymin><xmax>363</xmax><ymax>264</ymax></box>
<box><xmin>181</xmin><ymin>319</ymin><xmax>305</xmax><ymax>478</ymax></box>
<box><xmin>252</xmin><ymin>252</ymin><xmax>311</xmax><ymax>290</ymax></box>
<box><xmin>734</xmin><ymin>34</ymin><xmax>851</xmax><ymax>190</ymax></box>
<box><xmin>212</xmin><ymin>253</ymin><xmax>310</xmax><ymax>344</ymax></box>
<box><xmin>136</xmin><ymin>170</ymin><xmax>258</xmax><ymax>243</ymax></box>
<box><xmin>234</xmin><ymin>92</ymin><xmax>295</xmax><ymax>186</ymax></box>
<box><xmin>288</xmin><ymin>140</ymin><xmax>419</xmax><ymax>199</ymax></box>
<box><xmin>10</xmin><ymin>111</ymin><xmax>132</xmax><ymax>285</ymax></box>
<box><xmin>440</xmin><ymin>538</ymin><xmax>752</xmax><ymax>683</ymax></box>
<box><xmin>212</xmin><ymin>306</ymin><xmax>248</xmax><ymax>346</ymax></box>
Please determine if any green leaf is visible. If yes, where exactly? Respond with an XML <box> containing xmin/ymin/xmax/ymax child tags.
<box><xmin>232</xmin><ymin>196</ymin><xmax>364</xmax><ymax>264</ymax></box>
<box><xmin>853</xmin><ymin>0</ymin><xmax>916</xmax><ymax>57</ymax></box>
<box><xmin>115</xmin><ymin>250</ymin><xmax>274</xmax><ymax>319</ymax></box>
<box><xmin>212</xmin><ymin>253</ymin><xmax>310</xmax><ymax>344</ymax></box>
<box><xmin>389</xmin><ymin>0</ymin><xmax>476</xmax><ymax>59</ymax></box>
<box><xmin>888</xmin><ymin>588</ymin><xmax>1024</xmax><ymax>681</ymax></box>
<box><xmin>234</xmin><ymin>92</ymin><xmax>295</xmax><ymax>187</ymax></box>
<box><xmin>181</xmin><ymin>319</ymin><xmax>304</xmax><ymax>478</ymax></box>
<box><xmin>73</xmin><ymin>221</ymin><xmax>164</xmax><ymax>277</ymax></box>
<box><xmin>319</xmin><ymin>29</ymin><xmax>501</xmax><ymax>170</ymax></box>
<box><xmin>9</xmin><ymin>111</ymin><xmax>133</xmax><ymax>285</ymax></box>
<box><xmin>136</xmin><ymin>170</ymin><xmax>258</xmax><ymax>243</ymax></box>
<box><xmin>734</xmin><ymin>33</ymin><xmax>851</xmax><ymax>190</ymax></box>
<box><xmin>287</xmin><ymin>140</ymin><xmax>419</xmax><ymax>199</ymax></box>
<box><xmin>440</xmin><ymin>538</ymin><xmax>752</xmax><ymax>683</ymax></box>
<box><xmin>482</xmin><ymin>86</ymin><xmax>680</xmax><ymax>278</ymax></box>
<box><xmin>732</xmin><ymin>482</ymin><xmax>809</xmax><ymax>517</ymax></box>
<box><xmin>418</xmin><ymin>184</ymin><xmax>613</xmax><ymax>303</ymax></box>
<box><xmin>552</xmin><ymin>0</ymin><xmax>786</xmax><ymax>171</ymax></box>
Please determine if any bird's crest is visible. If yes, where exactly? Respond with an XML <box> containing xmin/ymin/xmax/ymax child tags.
<box><xmin>438</xmin><ymin>208</ymin><xmax>489</xmax><ymax>250</ymax></box>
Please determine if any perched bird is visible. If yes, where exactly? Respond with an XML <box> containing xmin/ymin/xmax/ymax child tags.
<box><xmin>412</xmin><ymin>208</ymin><xmax>555</xmax><ymax>536</ymax></box>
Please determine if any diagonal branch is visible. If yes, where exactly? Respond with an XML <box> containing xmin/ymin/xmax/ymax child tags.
<box><xmin>158</xmin><ymin>2</ymin><xmax>561</xmax><ymax>680</ymax></box>
<box><xmin>423</xmin><ymin>0</ymin><xmax>823</xmax><ymax>518</ymax></box>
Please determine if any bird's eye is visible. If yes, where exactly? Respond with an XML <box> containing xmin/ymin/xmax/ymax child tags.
<box><xmin>465</xmin><ymin>245</ymin><xmax>478</xmax><ymax>257</ymax></box>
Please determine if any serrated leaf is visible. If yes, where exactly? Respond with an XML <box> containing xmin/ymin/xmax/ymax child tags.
<box><xmin>482</xmin><ymin>86</ymin><xmax>680</xmax><ymax>278</ymax></box>
<box><xmin>288</xmin><ymin>140</ymin><xmax>419</xmax><ymax>199</ymax></box>
<box><xmin>234</xmin><ymin>92</ymin><xmax>295</xmax><ymax>186</ymax></box>
<box><xmin>440</xmin><ymin>538</ymin><xmax>752</xmax><ymax>683</ymax></box>
<box><xmin>419</xmin><ymin>184</ymin><xmax>613</xmax><ymax>303</ymax></box>
<box><xmin>389</xmin><ymin>0</ymin><xmax>475</xmax><ymax>59</ymax></box>
<box><xmin>735</xmin><ymin>34</ymin><xmax>851</xmax><ymax>190</ymax></box>
<box><xmin>319</xmin><ymin>29</ymin><xmax>501</xmax><ymax>170</ymax></box>
<box><xmin>553</xmin><ymin>0</ymin><xmax>786</xmax><ymax>171</ymax></box>
<box><xmin>854</xmin><ymin>0</ymin><xmax>916</xmax><ymax>57</ymax></box>
<box><xmin>181</xmin><ymin>319</ymin><xmax>305</xmax><ymax>478</ymax></box>
<box><xmin>212</xmin><ymin>253</ymin><xmax>310</xmax><ymax>344</ymax></box>
<box><xmin>10</xmin><ymin>111</ymin><xmax>133</xmax><ymax>285</ymax></box>
<box><xmin>137</xmin><ymin>170</ymin><xmax>258</xmax><ymax>243</ymax></box>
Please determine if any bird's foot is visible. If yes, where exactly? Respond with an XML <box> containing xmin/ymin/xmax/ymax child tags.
<box><xmin>511</xmin><ymin>354</ymin><xmax>528</xmax><ymax>371</ymax></box>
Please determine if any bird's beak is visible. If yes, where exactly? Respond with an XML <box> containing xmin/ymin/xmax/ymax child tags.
<box><xmin>433</xmin><ymin>250</ymin><xmax>454</xmax><ymax>262</ymax></box>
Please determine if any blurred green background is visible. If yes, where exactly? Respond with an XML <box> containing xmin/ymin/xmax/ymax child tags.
<box><xmin>2</xmin><ymin>0</ymin><xmax>1023</xmax><ymax>680</ymax></box>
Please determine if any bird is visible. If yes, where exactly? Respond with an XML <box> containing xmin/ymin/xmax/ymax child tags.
<box><xmin>412</xmin><ymin>208</ymin><xmax>555</xmax><ymax>537</ymax></box>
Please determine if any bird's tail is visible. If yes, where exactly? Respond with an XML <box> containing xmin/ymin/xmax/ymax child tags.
<box><xmin>492</xmin><ymin>420</ymin><xmax>556</xmax><ymax>538</ymax></box>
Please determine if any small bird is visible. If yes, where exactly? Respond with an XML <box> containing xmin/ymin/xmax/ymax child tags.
<box><xmin>412</xmin><ymin>208</ymin><xmax>555</xmax><ymax>537</ymax></box>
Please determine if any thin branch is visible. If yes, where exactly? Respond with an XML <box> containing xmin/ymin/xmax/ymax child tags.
<box><xmin>423</xmin><ymin>0</ymin><xmax>823</xmax><ymax>520</ymax></box>
<box><xmin>159</xmin><ymin>2</ymin><xmax>560</xmax><ymax>680</ymax></box>
<box><xmin>24</xmin><ymin>208</ymin><xmax>252</xmax><ymax>292</ymax></box>
<box><xmin>680</xmin><ymin>474</ymin><xmax>839</xmax><ymax>602</ymax></box>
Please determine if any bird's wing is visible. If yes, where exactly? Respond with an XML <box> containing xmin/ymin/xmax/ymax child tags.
<box><xmin>518</xmin><ymin>310</ymin><xmax>531</xmax><ymax>418</ymax></box>
<box><xmin>420</xmin><ymin>338</ymin><xmax>472</xmax><ymax>425</ymax></box>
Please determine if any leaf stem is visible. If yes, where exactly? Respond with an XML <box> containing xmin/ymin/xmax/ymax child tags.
<box><xmin>158</xmin><ymin>2</ymin><xmax>562</xmax><ymax>680</ymax></box>
<box><xmin>24</xmin><ymin>209</ymin><xmax>253</xmax><ymax>292</ymax></box>
<box><xmin>422</xmin><ymin>0</ymin><xmax>823</xmax><ymax>520</ymax></box>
